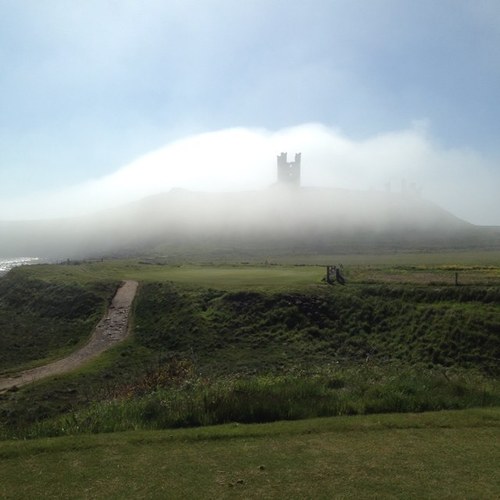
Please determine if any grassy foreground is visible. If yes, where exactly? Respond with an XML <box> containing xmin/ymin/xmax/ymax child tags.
<box><xmin>1</xmin><ymin>408</ymin><xmax>499</xmax><ymax>499</ymax></box>
<box><xmin>1</xmin><ymin>258</ymin><xmax>500</xmax><ymax>497</ymax></box>
<box><xmin>1</xmin><ymin>259</ymin><xmax>500</xmax><ymax>438</ymax></box>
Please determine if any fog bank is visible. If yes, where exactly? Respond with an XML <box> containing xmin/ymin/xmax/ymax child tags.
<box><xmin>1</xmin><ymin>124</ymin><xmax>498</xmax><ymax>225</ymax></box>
<box><xmin>3</xmin><ymin>186</ymin><xmax>500</xmax><ymax>260</ymax></box>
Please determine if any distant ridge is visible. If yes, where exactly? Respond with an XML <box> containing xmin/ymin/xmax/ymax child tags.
<box><xmin>1</xmin><ymin>187</ymin><xmax>499</xmax><ymax>259</ymax></box>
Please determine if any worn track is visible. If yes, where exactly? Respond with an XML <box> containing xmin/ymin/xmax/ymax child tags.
<box><xmin>0</xmin><ymin>280</ymin><xmax>138</xmax><ymax>392</ymax></box>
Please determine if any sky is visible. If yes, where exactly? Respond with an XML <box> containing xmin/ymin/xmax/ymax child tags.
<box><xmin>1</xmin><ymin>0</ymin><xmax>499</xmax><ymax>225</ymax></box>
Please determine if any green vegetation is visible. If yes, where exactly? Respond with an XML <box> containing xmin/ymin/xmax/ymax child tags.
<box><xmin>134</xmin><ymin>282</ymin><xmax>500</xmax><ymax>374</ymax></box>
<box><xmin>0</xmin><ymin>272</ymin><xmax>118</xmax><ymax>372</ymax></box>
<box><xmin>0</xmin><ymin>257</ymin><xmax>499</xmax><ymax>441</ymax></box>
<box><xmin>18</xmin><ymin>259</ymin><xmax>324</xmax><ymax>290</ymax></box>
<box><xmin>15</xmin><ymin>252</ymin><xmax>500</xmax><ymax>289</ymax></box>
<box><xmin>21</xmin><ymin>363</ymin><xmax>498</xmax><ymax>439</ymax></box>
<box><xmin>1</xmin><ymin>409</ymin><xmax>499</xmax><ymax>499</ymax></box>
<box><xmin>1</xmin><ymin>257</ymin><xmax>500</xmax><ymax>497</ymax></box>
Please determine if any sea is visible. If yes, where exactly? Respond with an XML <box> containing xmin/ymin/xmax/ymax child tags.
<box><xmin>0</xmin><ymin>257</ymin><xmax>41</xmax><ymax>277</ymax></box>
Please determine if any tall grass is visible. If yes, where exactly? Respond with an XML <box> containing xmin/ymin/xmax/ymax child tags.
<box><xmin>0</xmin><ymin>271</ymin><xmax>118</xmax><ymax>371</ymax></box>
<box><xmin>134</xmin><ymin>282</ymin><xmax>500</xmax><ymax>375</ymax></box>
<box><xmin>12</xmin><ymin>362</ymin><xmax>499</xmax><ymax>440</ymax></box>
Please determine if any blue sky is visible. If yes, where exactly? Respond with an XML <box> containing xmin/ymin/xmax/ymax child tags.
<box><xmin>1</xmin><ymin>0</ymin><xmax>499</xmax><ymax>224</ymax></box>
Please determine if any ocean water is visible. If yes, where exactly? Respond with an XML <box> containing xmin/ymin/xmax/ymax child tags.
<box><xmin>0</xmin><ymin>257</ymin><xmax>40</xmax><ymax>276</ymax></box>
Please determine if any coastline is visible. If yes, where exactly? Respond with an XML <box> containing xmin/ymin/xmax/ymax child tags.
<box><xmin>0</xmin><ymin>257</ymin><xmax>40</xmax><ymax>277</ymax></box>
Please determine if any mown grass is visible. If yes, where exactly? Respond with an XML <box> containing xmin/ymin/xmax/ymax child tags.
<box><xmin>16</xmin><ymin>253</ymin><xmax>500</xmax><ymax>289</ymax></box>
<box><xmin>1</xmin><ymin>408</ymin><xmax>499</xmax><ymax>499</ymax></box>
<box><xmin>18</xmin><ymin>260</ymin><xmax>325</xmax><ymax>291</ymax></box>
<box><xmin>277</xmin><ymin>249</ymin><xmax>500</xmax><ymax>266</ymax></box>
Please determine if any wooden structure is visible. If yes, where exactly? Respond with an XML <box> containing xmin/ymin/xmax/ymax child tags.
<box><xmin>326</xmin><ymin>265</ymin><xmax>346</xmax><ymax>285</ymax></box>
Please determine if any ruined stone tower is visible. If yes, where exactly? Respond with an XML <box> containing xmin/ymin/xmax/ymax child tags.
<box><xmin>277</xmin><ymin>152</ymin><xmax>301</xmax><ymax>187</ymax></box>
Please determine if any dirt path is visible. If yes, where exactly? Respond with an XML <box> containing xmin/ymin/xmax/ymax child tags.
<box><xmin>0</xmin><ymin>280</ymin><xmax>139</xmax><ymax>393</ymax></box>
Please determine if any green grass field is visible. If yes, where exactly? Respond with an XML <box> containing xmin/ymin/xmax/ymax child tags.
<box><xmin>18</xmin><ymin>260</ymin><xmax>325</xmax><ymax>290</ymax></box>
<box><xmin>12</xmin><ymin>251</ymin><xmax>500</xmax><ymax>289</ymax></box>
<box><xmin>1</xmin><ymin>255</ymin><xmax>500</xmax><ymax>497</ymax></box>
<box><xmin>1</xmin><ymin>256</ymin><xmax>500</xmax><ymax>439</ymax></box>
<box><xmin>1</xmin><ymin>408</ymin><xmax>499</xmax><ymax>499</ymax></box>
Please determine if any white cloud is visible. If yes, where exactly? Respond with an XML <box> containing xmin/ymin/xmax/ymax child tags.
<box><xmin>1</xmin><ymin>124</ymin><xmax>497</xmax><ymax>225</ymax></box>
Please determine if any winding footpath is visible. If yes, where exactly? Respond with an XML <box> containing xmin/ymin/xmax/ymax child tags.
<box><xmin>0</xmin><ymin>280</ymin><xmax>139</xmax><ymax>393</ymax></box>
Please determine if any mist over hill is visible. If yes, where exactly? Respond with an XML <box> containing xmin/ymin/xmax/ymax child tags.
<box><xmin>1</xmin><ymin>187</ymin><xmax>499</xmax><ymax>259</ymax></box>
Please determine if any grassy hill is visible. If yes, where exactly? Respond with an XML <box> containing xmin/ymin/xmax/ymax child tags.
<box><xmin>0</xmin><ymin>258</ymin><xmax>499</xmax><ymax>497</ymax></box>
<box><xmin>0</xmin><ymin>273</ymin><xmax>117</xmax><ymax>373</ymax></box>
<box><xmin>134</xmin><ymin>281</ymin><xmax>500</xmax><ymax>375</ymax></box>
<box><xmin>2</xmin><ymin>187</ymin><xmax>500</xmax><ymax>258</ymax></box>
<box><xmin>0</xmin><ymin>260</ymin><xmax>499</xmax><ymax>440</ymax></box>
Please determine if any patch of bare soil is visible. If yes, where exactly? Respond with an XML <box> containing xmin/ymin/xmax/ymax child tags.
<box><xmin>0</xmin><ymin>280</ymin><xmax>139</xmax><ymax>392</ymax></box>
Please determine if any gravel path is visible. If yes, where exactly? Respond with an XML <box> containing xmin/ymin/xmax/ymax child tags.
<box><xmin>0</xmin><ymin>280</ymin><xmax>139</xmax><ymax>392</ymax></box>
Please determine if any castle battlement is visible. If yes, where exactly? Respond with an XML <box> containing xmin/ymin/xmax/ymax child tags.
<box><xmin>277</xmin><ymin>152</ymin><xmax>301</xmax><ymax>187</ymax></box>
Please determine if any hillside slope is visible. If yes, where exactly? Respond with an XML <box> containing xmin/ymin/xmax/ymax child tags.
<box><xmin>1</xmin><ymin>187</ymin><xmax>499</xmax><ymax>258</ymax></box>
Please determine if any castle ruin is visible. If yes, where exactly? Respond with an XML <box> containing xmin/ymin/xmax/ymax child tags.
<box><xmin>277</xmin><ymin>152</ymin><xmax>301</xmax><ymax>187</ymax></box>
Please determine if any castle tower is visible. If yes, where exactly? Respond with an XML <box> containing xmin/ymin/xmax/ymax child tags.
<box><xmin>277</xmin><ymin>152</ymin><xmax>301</xmax><ymax>187</ymax></box>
